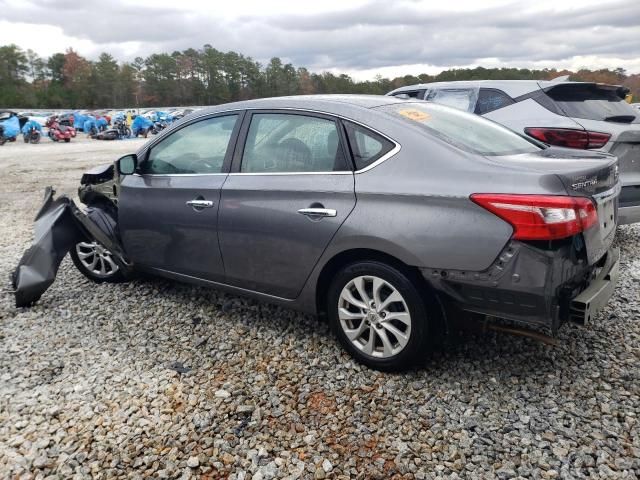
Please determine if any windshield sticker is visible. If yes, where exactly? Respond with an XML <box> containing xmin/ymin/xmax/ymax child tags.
<box><xmin>398</xmin><ymin>109</ymin><xmax>431</xmax><ymax>122</ymax></box>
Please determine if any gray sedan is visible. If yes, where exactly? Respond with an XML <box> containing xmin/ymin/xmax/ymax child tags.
<box><xmin>14</xmin><ymin>95</ymin><xmax>621</xmax><ymax>371</ymax></box>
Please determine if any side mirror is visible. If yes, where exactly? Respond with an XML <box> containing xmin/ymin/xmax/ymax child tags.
<box><xmin>117</xmin><ymin>154</ymin><xmax>137</xmax><ymax>175</ymax></box>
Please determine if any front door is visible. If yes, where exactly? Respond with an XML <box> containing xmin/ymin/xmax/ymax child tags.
<box><xmin>218</xmin><ymin>111</ymin><xmax>356</xmax><ymax>299</ymax></box>
<box><xmin>119</xmin><ymin>113</ymin><xmax>241</xmax><ymax>281</ymax></box>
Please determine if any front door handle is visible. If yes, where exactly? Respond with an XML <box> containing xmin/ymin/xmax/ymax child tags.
<box><xmin>297</xmin><ymin>208</ymin><xmax>337</xmax><ymax>218</ymax></box>
<box><xmin>186</xmin><ymin>199</ymin><xmax>214</xmax><ymax>209</ymax></box>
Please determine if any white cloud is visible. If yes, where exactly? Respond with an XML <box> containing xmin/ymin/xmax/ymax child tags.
<box><xmin>1</xmin><ymin>0</ymin><xmax>638</xmax><ymax>78</ymax></box>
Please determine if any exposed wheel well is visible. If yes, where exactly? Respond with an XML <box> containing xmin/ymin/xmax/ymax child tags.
<box><xmin>315</xmin><ymin>248</ymin><xmax>447</xmax><ymax>335</ymax></box>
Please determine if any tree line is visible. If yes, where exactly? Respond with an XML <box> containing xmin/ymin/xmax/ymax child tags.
<box><xmin>1</xmin><ymin>44</ymin><xmax>639</xmax><ymax>109</ymax></box>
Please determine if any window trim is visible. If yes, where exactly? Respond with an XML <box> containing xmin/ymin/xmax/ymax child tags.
<box><xmin>134</xmin><ymin>110</ymin><xmax>245</xmax><ymax>177</ymax></box>
<box><xmin>227</xmin><ymin>108</ymin><xmax>401</xmax><ymax>176</ymax></box>
<box><xmin>230</xmin><ymin>109</ymin><xmax>351</xmax><ymax>175</ymax></box>
<box><xmin>135</xmin><ymin>106</ymin><xmax>401</xmax><ymax>176</ymax></box>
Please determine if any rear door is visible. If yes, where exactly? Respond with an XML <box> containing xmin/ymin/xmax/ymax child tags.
<box><xmin>118</xmin><ymin>113</ymin><xmax>242</xmax><ymax>282</ymax></box>
<box><xmin>218</xmin><ymin>110</ymin><xmax>356</xmax><ymax>299</ymax></box>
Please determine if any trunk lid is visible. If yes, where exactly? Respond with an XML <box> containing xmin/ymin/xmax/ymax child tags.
<box><xmin>492</xmin><ymin>147</ymin><xmax>619</xmax><ymax>264</ymax></box>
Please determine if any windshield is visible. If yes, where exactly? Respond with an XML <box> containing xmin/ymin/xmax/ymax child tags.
<box><xmin>545</xmin><ymin>84</ymin><xmax>639</xmax><ymax>123</ymax></box>
<box><xmin>378</xmin><ymin>102</ymin><xmax>541</xmax><ymax>156</ymax></box>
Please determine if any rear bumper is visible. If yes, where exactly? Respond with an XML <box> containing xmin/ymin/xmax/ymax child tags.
<box><xmin>569</xmin><ymin>247</ymin><xmax>619</xmax><ymax>325</ymax></box>
<box><xmin>423</xmin><ymin>242</ymin><xmax>619</xmax><ymax>333</ymax></box>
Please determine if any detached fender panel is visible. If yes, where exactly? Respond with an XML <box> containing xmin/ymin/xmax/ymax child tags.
<box><xmin>12</xmin><ymin>188</ymin><xmax>83</xmax><ymax>307</ymax></box>
<box><xmin>12</xmin><ymin>187</ymin><xmax>128</xmax><ymax>308</ymax></box>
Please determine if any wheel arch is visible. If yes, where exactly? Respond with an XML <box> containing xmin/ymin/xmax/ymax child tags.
<box><xmin>314</xmin><ymin>248</ymin><xmax>448</xmax><ymax>335</ymax></box>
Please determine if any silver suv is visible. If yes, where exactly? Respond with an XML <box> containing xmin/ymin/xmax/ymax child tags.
<box><xmin>388</xmin><ymin>79</ymin><xmax>640</xmax><ymax>224</ymax></box>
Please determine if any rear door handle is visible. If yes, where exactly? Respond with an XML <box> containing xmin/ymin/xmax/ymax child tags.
<box><xmin>186</xmin><ymin>199</ymin><xmax>214</xmax><ymax>209</ymax></box>
<box><xmin>297</xmin><ymin>208</ymin><xmax>337</xmax><ymax>218</ymax></box>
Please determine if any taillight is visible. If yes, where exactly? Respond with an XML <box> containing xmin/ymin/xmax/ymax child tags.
<box><xmin>524</xmin><ymin>127</ymin><xmax>611</xmax><ymax>149</ymax></box>
<box><xmin>471</xmin><ymin>194</ymin><xmax>597</xmax><ymax>240</ymax></box>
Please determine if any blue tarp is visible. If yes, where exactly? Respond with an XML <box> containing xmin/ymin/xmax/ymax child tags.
<box><xmin>83</xmin><ymin>116</ymin><xmax>97</xmax><ymax>133</ymax></box>
<box><xmin>1</xmin><ymin>116</ymin><xmax>20</xmax><ymax>138</ymax></box>
<box><xmin>156</xmin><ymin>110</ymin><xmax>174</xmax><ymax>123</ymax></box>
<box><xmin>21</xmin><ymin>120</ymin><xmax>42</xmax><ymax>135</ymax></box>
<box><xmin>131</xmin><ymin>115</ymin><xmax>152</xmax><ymax>135</ymax></box>
<box><xmin>96</xmin><ymin>117</ymin><xmax>108</xmax><ymax>129</ymax></box>
<box><xmin>73</xmin><ymin>112</ymin><xmax>89</xmax><ymax>131</ymax></box>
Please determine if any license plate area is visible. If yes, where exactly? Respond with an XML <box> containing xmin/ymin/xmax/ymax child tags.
<box><xmin>583</xmin><ymin>185</ymin><xmax>620</xmax><ymax>264</ymax></box>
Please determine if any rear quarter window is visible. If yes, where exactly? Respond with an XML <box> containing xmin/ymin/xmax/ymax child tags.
<box><xmin>475</xmin><ymin>88</ymin><xmax>515</xmax><ymax>115</ymax></box>
<box><xmin>343</xmin><ymin>121</ymin><xmax>396</xmax><ymax>170</ymax></box>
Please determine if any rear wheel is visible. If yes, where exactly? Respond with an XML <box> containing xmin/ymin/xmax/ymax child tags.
<box><xmin>70</xmin><ymin>240</ymin><xmax>125</xmax><ymax>283</ymax></box>
<box><xmin>64</xmin><ymin>137</ymin><xmax>70</xmax><ymax>143</ymax></box>
<box><xmin>328</xmin><ymin>261</ymin><xmax>429</xmax><ymax>371</ymax></box>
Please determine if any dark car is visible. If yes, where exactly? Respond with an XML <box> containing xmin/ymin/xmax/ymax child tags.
<box><xmin>14</xmin><ymin>95</ymin><xmax>620</xmax><ymax>370</ymax></box>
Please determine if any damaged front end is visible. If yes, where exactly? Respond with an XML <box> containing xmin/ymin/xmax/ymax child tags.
<box><xmin>12</xmin><ymin>163</ymin><xmax>129</xmax><ymax>307</ymax></box>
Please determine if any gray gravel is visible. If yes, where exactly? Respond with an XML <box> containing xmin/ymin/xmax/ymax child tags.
<box><xmin>1</xmin><ymin>138</ymin><xmax>639</xmax><ymax>479</ymax></box>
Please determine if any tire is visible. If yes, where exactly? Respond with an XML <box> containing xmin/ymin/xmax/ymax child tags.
<box><xmin>31</xmin><ymin>132</ymin><xmax>41</xmax><ymax>144</ymax></box>
<box><xmin>0</xmin><ymin>137</ymin><xmax>6</xmax><ymax>146</ymax></box>
<box><xmin>23</xmin><ymin>136</ymin><xmax>29</xmax><ymax>143</ymax></box>
<box><xmin>328</xmin><ymin>261</ymin><xmax>430</xmax><ymax>371</ymax></box>
<box><xmin>69</xmin><ymin>240</ymin><xmax>126</xmax><ymax>283</ymax></box>
<box><xmin>64</xmin><ymin>138</ymin><xmax>70</xmax><ymax>143</ymax></box>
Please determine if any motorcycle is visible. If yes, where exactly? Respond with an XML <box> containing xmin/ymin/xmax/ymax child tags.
<box><xmin>0</xmin><ymin>115</ymin><xmax>20</xmax><ymax>146</ymax></box>
<box><xmin>46</xmin><ymin>117</ymin><xmax>73</xmax><ymax>143</ymax></box>
<box><xmin>113</xmin><ymin>118</ymin><xmax>131</xmax><ymax>139</ymax></box>
<box><xmin>150</xmin><ymin>120</ymin><xmax>168</xmax><ymax>135</ymax></box>
<box><xmin>22</xmin><ymin>121</ymin><xmax>42</xmax><ymax>144</ymax></box>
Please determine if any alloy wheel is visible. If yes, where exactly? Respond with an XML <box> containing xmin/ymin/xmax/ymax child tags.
<box><xmin>337</xmin><ymin>275</ymin><xmax>412</xmax><ymax>358</ymax></box>
<box><xmin>75</xmin><ymin>241</ymin><xmax>119</xmax><ymax>278</ymax></box>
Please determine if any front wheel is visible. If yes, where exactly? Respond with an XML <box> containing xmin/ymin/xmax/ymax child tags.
<box><xmin>328</xmin><ymin>261</ymin><xmax>430</xmax><ymax>371</ymax></box>
<box><xmin>31</xmin><ymin>132</ymin><xmax>41</xmax><ymax>144</ymax></box>
<box><xmin>69</xmin><ymin>241</ymin><xmax>126</xmax><ymax>283</ymax></box>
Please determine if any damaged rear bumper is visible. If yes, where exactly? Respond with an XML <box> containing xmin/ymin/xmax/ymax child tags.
<box><xmin>423</xmin><ymin>241</ymin><xmax>620</xmax><ymax>333</ymax></box>
<box><xmin>12</xmin><ymin>187</ymin><xmax>128</xmax><ymax>307</ymax></box>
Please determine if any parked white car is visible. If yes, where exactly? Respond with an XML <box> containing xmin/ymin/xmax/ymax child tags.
<box><xmin>388</xmin><ymin>78</ymin><xmax>640</xmax><ymax>224</ymax></box>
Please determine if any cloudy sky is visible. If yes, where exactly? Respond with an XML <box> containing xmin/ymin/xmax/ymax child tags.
<box><xmin>1</xmin><ymin>0</ymin><xmax>639</xmax><ymax>79</ymax></box>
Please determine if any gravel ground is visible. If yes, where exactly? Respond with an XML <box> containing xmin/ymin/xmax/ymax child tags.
<box><xmin>1</xmin><ymin>137</ymin><xmax>639</xmax><ymax>479</ymax></box>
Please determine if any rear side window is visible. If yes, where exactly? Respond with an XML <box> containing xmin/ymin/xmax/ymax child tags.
<box><xmin>475</xmin><ymin>88</ymin><xmax>515</xmax><ymax>115</ymax></box>
<box><xmin>241</xmin><ymin>113</ymin><xmax>348</xmax><ymax>173</ymax></box>
<box><xmin>545</xmin><ymin>84</ymin><xmax>639</xmax><ymax>123</ymax></box>
<box><xmin>425</xmin><ymin>89</ymin><xmax>477</xmax><ymax>112</ymax></box>
<box><xmin>378</xmin><ymin>102</ymin><xmax>540</xmax><ymax>156</ymax></box>
<box><xmin>344</xmin><ymin>122</ymin><xmax>395</xmax><ymax>170</ymax></box>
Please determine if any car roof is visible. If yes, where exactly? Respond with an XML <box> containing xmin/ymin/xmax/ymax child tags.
<box><xmin>196</xmin><ymin>95</ymin><xmax>405</xmax><ymax>117</ymax></box>
<box><xmin>387</xmin><ymin>79</ymin><xmax>625</xmax><ymax>99</ymax></box>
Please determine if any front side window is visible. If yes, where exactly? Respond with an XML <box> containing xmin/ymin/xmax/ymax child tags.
<box><xmin>426</xmin><ymin>88</ymin><xmax>478</xmax><ymax>112</ymax></box>
<box><xmin>140</xmin><ymin>115</ymin><xmax>238</xmax><ymax>174</ymax></box>
<box><xmin>241</xmin><ymin>113</ymin><xmax>348</xmax><ymax>173</ymax></box>
<box><xmin>379</xmin><ymin>102</ymin><xmax>540</xmax><ymax>156</ymax></box>
<box><xmin>344</xmin><ymin>122</ymin><xmax>395</xmax><ymax>170</ymax></box>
